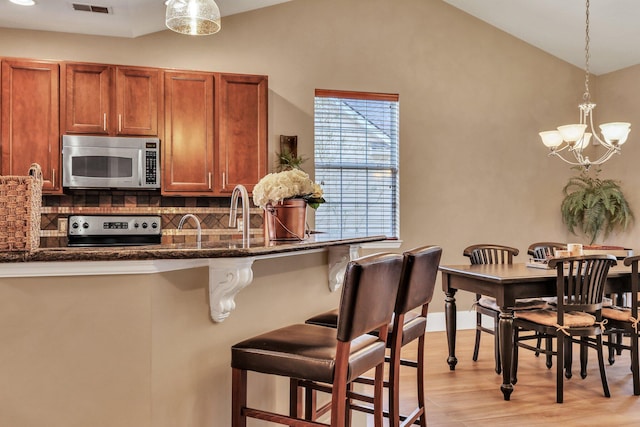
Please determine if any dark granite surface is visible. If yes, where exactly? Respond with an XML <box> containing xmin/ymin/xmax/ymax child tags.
<box><xmin>0</xmin><ymin>235</ymin><xmax>387</xmax><ymax>263</ymax></box>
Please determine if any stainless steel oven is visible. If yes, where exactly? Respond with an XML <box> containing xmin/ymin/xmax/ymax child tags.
<box><xmin>67</xmin><ymin>215</ymin><xmax>162</xmax><ymax>247</ymax></box>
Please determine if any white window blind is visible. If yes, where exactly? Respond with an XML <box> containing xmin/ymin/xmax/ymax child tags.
<box><xmin>314</xmin><ymin>89</ymin><xmax>399</xmax><ymax>239</ymax></box>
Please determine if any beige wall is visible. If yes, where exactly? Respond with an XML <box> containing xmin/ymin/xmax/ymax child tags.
<box><xmin>2</xmin><ymin>0</ymin><xmax>639</xmax><ymax>425</ymax></box>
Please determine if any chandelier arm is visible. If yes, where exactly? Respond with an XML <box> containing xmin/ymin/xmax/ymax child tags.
<box><xmin>587</xmin><ymin>147</ymin><xmax>621</xmax><ymax>166</ymax></box>
<box><xmin>548</xmin><ymin>151</ymin><xmax>588</xmax><ymax>167</ymax></box>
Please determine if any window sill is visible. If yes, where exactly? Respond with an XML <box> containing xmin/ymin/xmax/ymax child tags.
<box><xmin>361</xmin><ymin>239</ymin><xmax>403</xmax><ymax>249</ymax></box>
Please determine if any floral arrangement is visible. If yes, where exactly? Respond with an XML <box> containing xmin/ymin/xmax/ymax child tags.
<box><xmin>252</xmin><ymin>168</ymin><xmax>325</xmax><ymax>209</ymax></box>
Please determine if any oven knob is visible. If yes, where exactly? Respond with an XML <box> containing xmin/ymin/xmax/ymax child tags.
<box><xmin>71</xmin><ymin>222</ymin><xmax>79</xmax><ymax>229</ymax></box>
<box><xmin>134</xmin><ymin>222</ymin><xmax>139</xmax><ymax>229</ymax></box>
<box><xmin>82</xmin><ymin>222</ymin><xmax>89</xmax><ymax>229</ymax></box>
<box><xmin>142</xmin><ymin>222</ymin><xmax>148</xmax><ymax>229</ymax></box>
<box><xmin>151</xmin><ymin>222</ymin><xmax>158</xmax><ymax>229</ymax></box>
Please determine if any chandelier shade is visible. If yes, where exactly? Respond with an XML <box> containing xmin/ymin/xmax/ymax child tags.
<box><xmin>165</xmin><ymin>0</ymin><xmax>221</xmax><ymax>36</ymax></box>
<box><xmin>539</xmin><ymin>0</ymin><xmax>630</xmax><ymax>169</ymax></box>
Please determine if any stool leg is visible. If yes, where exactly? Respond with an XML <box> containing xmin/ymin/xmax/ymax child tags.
<box><xmin>416</xmin><ymin>333</ymin><xmax>427</xmax><ymax>427</ymax></box>
<box><xmin>231</xmin><ymin>368</ymin><xmax>247</xmax><ymax>427</ymax></box>
<box><xmin>388</xmin><ymin>319</ymin><xmax>403</xmax><ymax>427</ymax></box>
<box><xmin>289</xmin><ymin>378</ymin><xmax>303</xmax><ymax>419</ymax></box>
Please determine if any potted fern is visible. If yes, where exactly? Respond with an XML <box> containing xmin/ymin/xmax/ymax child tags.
<box><xmin>561</xmin><ymin>167</ymin><xmax>634</xmax><ymax>244</ymax></box>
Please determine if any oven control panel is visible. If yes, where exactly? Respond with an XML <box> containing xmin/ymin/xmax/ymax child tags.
<box><xmin>68</xmin><ymin>215</ymin><xmax>162</xmax><ymax>236</ymax></box>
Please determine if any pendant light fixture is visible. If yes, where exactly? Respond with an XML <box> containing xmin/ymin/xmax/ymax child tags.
<box><xmin>165</xmin><ymin>0</ymin><xmax>221</xmax><ymax>36</ymax></box>
<box><xmin>538</xmin><ymin>0</ymin><xmax>630</xmax><ymax>169</ymax></box>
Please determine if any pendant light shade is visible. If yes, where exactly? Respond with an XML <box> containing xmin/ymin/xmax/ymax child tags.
<box><xmin>165</xmin><ymin>0</ymin><xmax>221</xmax><ymax>36</ymax></box>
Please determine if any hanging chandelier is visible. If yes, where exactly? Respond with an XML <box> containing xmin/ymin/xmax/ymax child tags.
<box><xmin>165</xmin><ymin>0</ymin><xmax>221</xmax><ymax>36</ymax></box>
<box><xmin>538</xmin><ymin>0</ymin><xmax>630</xmax><ymax>169</ymax></box>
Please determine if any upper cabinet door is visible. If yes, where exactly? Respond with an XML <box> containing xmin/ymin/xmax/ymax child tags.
<box><xmin>116</xmin><ymin>66</ymin><xmax>159</xmax><ymax>136</ymax></box>
<box><xmin>62</xmin><ymin>62</ymin><xmax>113</xmax><ymax>135</ymax></box>
<box><xmin>62</xmin><ymin>63</ymin><xmax>159</xmax><ymax>136</ymax></box>
<box><xmin>216</xmin><ymin>73</ymin><xmax>268</xmax><ymax>194</ymax></box>
<box><xmin>1</xmin><ymin>59</ymin><xmax>61</xmax><ymax>193</ymax></box>
<box><xmin>162</xmin><ymin>70</ymin><xmax>215</xmax><ymax>195</ymax></box>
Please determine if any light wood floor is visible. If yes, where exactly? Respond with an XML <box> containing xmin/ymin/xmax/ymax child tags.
<box><xmin>389</xmin><ymin>329</ymin><xmax>640</xmax><ymax>426</ymax></box>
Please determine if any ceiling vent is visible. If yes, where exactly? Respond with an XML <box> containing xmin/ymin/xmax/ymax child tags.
<box><xmin>71</xmin><ymin>3</ymin><xmax>111</xmax><ymax>14</ymax></box>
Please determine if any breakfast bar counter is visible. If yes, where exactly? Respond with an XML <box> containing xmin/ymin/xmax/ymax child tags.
<box><xmin>0</xmin><ymin>235</ymin><xmax>385</xmax><ymax>322</ymax></box>
<box><xmin>0</xmin><ymin>235</ymin><xmax>386</xmax><ymax>427</ymax></box>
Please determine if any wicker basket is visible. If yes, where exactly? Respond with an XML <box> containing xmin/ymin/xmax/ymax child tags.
<box><xmin>0</xmin><ymin>163</ymin><xmax>43</xmax><ymax>252</ymax></box>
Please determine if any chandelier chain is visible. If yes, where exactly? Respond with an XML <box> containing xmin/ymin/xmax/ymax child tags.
<box><xmin>583</xmin><ymin>0</ymin><xmax>591</xmax><ymax>103</ymax></box>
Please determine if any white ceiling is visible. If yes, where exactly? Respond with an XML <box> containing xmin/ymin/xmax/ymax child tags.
<box><xmin>442</xmin><ymin>0</ymin><xmax>640</xmax><ymax>75</ymax></box>
<box><xmin>0</xmin><ymin>0</ymin><xmax>637</xmax><ymax>75</ymax></box>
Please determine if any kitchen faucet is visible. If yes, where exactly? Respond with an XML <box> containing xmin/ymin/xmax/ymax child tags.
<box><xmin>178</xmin><ymin>214</ymin><xmax>201</xmax><ymax>248</ymax></box>
<box><xmin>229</xmin><ymin>184</ymin><xmax>250</xmax><ymax>248</ymax></box>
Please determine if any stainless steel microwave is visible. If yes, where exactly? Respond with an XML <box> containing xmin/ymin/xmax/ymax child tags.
<box><xmin>62</xmin><ymin>135</ymin><xmax>160</xmax><ymax>189</ymax></box>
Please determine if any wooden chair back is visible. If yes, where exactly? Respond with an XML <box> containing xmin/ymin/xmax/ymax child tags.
<box><xmin>463</xmin><ymin>244</ymin><xmax>519</xmax><ymax>265</ymax></box>
<box><xmin>548</xmin><ymin>255</ymin><xmax>617</xmax><ymax>315</ymax></box>
<box><xmin>527</xmin><ymin>241</ymin><xmax>567</xmax><ymax>257</ymax></box>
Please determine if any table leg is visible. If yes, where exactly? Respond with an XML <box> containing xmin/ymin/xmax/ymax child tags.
<box><xmin>445</xmin><ymin>289</ymin><xmax>458</xmax><ymax>370</ymax></box>
<box><xmin>498</xmin><ymin>310</ymin><xmax>514</xmax><ymax>400</ymax></box>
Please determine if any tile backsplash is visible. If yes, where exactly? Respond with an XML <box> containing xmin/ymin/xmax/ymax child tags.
<box><xmin>40</xmin><ymin>190</ymin><xmax>262</xmax><ymax>247</ymax></box>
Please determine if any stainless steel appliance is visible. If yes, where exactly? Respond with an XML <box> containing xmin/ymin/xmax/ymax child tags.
<box><xmin>62</xmin><ymin>135</ymin><xmax>160</xmax><ymax>189</ymax></box>
<box><xmin>67</xmin><ymin>215</ymin><xmax>162</xmax><ymax>247</ymax></box>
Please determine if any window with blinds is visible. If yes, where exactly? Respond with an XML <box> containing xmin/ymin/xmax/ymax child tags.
<box><xmin>314</xmin><ymin>89</ymin><xmax>399</xmax><ymax>239</ymax></box>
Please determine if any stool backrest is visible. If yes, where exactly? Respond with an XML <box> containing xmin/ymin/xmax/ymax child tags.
<box><xmin>463</xmin><ymin>244</ymin><xmax>519</xmax><ymax>265</ymax></box>
<box><xmin>337</xmin><ymin>253</ymin><xmax>404</xmax><ymax>343</ymax></box>
<box><xmin>395</xmin><ymin>245</ymin><xmax>442</xmax><ymax>315</ymax></box>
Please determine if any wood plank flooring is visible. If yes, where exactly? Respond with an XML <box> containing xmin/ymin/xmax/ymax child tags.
<box><xmin>388</xmin><ymin>329</ymin><xmax>640</xmax><ymax>426</ymax></box>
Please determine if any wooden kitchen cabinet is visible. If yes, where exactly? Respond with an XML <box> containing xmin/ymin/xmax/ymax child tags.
<box><xmin>61</xmin><ymin>62</ymin><xmax>158</xmax><ymax>136</ymax></box>
<box><xmin>162</xmin><ymin>70</ymin><xmax>215</xmax><ymax>195</ymax></box>
<box><xmin>216</xmin><ymin>73</ymin><xmax>268</xmax><ymax>194</ymax></box>
<box><xmin>1</xmin><ymin>58</ymin><xmax>61</xmax><ymax>193</ymax></box>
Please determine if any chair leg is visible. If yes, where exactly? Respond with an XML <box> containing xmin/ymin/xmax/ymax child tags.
<box><xmin>631</xmin><ymin>332</ymin><xmax>640</xmax><ymax>395</ymax></box>
<box><xmin>557</xmin><ymin>334</ymin><xmax>564</xmax><ymax>404</ymax></box>
<box><xmin>565</xmin><ymin>340</ymin><xmax>573</xmax><ymax>379</ymax></box>
<box><xmin>580</xmin><ymin>337</ymin><xmax>588</xmax><ymax>379</ymax></box>
<box><xmin>608</xmin><ymin>332</ymin><xmax>617</xmax><ymax>365</ymax></box>
<box><xmin>493</xmin><ymin>313</ymin><xmax>502</xmax><ymax>374</ymax></box>
<box><xmin>473</xmin><ymin>311</ymin><xmax>482</xmax><ymax>362</ymax></box>
<box><xmin>545</xmin><ymin>336</ymin><xmax>553</xmax><ymax>369</ymax></box>
<box><xmin>596</xmin><ymin>335</ymin><xmax>611</xmax><ymax>398</ymax></box>
<box><xmin>231</xmin><ymin>368</ymin><xmax>247</xmax><ymax>427</ymax></box>
<box><xmin>512</xmin><ymin>327</ymin><xmax>519</xmax><ymax>385</ymax></box>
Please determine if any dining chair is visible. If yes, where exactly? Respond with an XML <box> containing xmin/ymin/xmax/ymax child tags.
<box><xmin>512</xmin><ymin>254</ymin><xmax>617</xmax><ymax>403</ymax></box>
<box><xmin>527</xmin><ymin>242</ymin><xmax>567</xmax><ymax>259</ymax></box>
<box><xmin>602</xmin><ymin>254</ymin><xmax>640</xmax><ymax>395</ymax></box>
<box><xmin>301</xmin><ymin>245</ymin><xmax>443</xmax><ymax>427</ymax></box>
<box><xmin>231</xmin><ymin>252</ymin><xmax>404</xmax><ymax>427</ymax></box>
<box><xmin>463</xmin><ymin>244</ymin><xmax>519</xmax><ymax>374</ymax></box>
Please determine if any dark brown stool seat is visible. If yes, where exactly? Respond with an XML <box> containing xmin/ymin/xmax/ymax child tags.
<box><xmin>231</xmin><ymin>252</ymin><xmax>404</xmax><ymax>427</ymax></box>
<box><xmin>306</xmin><ymin>309</ymin><xmax>427</xmax><ymax>350</ymax></box>
<box><xmin>232</xmin><ymin>323</ymin><xmax>385</xmax><ymax>384</ymax></box>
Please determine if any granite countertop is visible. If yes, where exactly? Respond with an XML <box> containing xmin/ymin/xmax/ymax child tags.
<box><xmin>0</xmin><ymin>235</ymin><xmax>387</xmax><ymax>263</ymax></box>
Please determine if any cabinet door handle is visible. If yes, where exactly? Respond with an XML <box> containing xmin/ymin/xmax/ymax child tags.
<box><xmin>52</xmin><ymin>168</ymin><xmax>55</xmax><ymax>188</ymax></box>
<box><xmin>103</xmin><ymin>113</ymin><xmax>107</xmax><ymax>131</ymax></box>
<box><xmin>222</xmin><ymin>172</ymin><xmax>226</xmax><ymax>189</ymax></box>
<box><xmin>208</xmin><ymin>172</ymin><xmax>212</xmax><ymax>190</ymax></box>
<box><xmin>118</xmin><ymin>114</ymin><xmax>122</xmax><ymax>133</ymax></box>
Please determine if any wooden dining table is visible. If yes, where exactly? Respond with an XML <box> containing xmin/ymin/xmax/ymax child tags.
<box><xmin>440</xmin><ymin>262</ymin><xmax>632</xmax><ymax>400</ymax></box>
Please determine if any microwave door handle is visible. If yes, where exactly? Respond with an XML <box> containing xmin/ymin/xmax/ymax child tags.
<box><xmin>138</xmin><ymin>151</ymin><xmax>144</xmax><ymax>187</ymax></box>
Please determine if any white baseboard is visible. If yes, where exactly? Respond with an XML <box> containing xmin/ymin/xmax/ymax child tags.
<box><xmin>426</xmin><ymin>311</ymin><xmax>494</xmax><ymax>332</ymax></box>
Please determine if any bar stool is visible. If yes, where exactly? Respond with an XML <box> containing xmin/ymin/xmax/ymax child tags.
<box><xmin>231</xmin><ymin>252</ymin><xmax>404</xmax><ymax>427</ymax></box>
<box><xmin>303</xmin><ymin>245</ymin><xmax>443</xmax><ymax>427</ymax></box>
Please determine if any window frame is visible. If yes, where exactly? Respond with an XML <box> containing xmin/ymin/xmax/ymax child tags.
<box><xmin>313</xmin><ymin>89</ymin><xmax>400</xmax><ymax>242</ymax></box>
